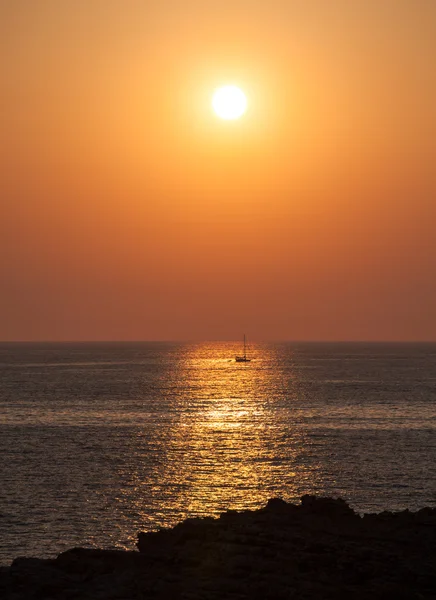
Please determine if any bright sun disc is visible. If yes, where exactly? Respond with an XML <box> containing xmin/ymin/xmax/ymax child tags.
<box><xmin>212</xmin><ymin>85</ymin><xmax>247</xmax><ymax>120</ymax></box>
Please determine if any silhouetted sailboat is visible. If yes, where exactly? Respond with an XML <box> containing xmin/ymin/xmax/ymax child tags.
<box><xmin>235</xmin><ymin>334</ymin><xmax>251</xmax><ymax>362</ymax></box>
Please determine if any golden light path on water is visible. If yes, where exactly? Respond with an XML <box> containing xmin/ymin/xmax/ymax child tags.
<box><xmin>118</xmin><ymin>343</ymin><xmax>322</xmax><ymax>543</ymax></box>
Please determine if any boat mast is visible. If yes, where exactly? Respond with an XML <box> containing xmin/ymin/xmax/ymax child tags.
<box><xmin>244</xmin><ymin>334</ymin><xmax>246</xmax><ymax>358</ymax></box>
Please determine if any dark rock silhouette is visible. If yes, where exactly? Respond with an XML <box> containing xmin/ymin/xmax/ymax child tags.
<box><xmin>1</xmin><ymin>496</ymin><xmax>436</xmax><ymax>599</ymax></box>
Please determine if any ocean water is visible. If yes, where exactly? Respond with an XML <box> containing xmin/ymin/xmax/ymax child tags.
<box><xmin>0</xmin><ymin>341</ymin><xmax>435</xmax><ymax>565</ymax></box>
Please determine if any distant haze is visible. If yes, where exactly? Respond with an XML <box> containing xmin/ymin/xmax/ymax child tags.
<box><xmin>1</xmin><ymin>1</ymin><xmax>435</xmax><ymax>341</ymax></box>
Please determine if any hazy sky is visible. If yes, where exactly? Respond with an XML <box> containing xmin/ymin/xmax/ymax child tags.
<box><xmin>1</xmin><ymin>1</ymin><xmax>435</xmax><ymax>341</ymax></box>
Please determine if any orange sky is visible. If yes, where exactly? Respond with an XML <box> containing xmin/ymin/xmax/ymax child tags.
<box><xmin>1</xmin><ymin>1</ymin><xmax>436</xmax><ymax>341</ymax></box>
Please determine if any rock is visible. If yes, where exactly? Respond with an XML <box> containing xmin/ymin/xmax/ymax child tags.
<box><xmin>1</xmin><ymin>496</ymin><xmax>436</xmax><ymax>599</ymax></box>
<box><xmin>263</xmin><ymin>497</ymin><xmax>291</xmax><ymax>513</ymax></box>
<box><xmin>300</xmin><ymin>494</ymin><xmax>358</xmax><ymax>518</ymax></box>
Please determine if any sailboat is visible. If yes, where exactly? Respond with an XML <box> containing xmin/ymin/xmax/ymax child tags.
<box><xmin>235</xmin><ymin>334</ymin><xmax>251</xmax><ymax>362</ymax></box>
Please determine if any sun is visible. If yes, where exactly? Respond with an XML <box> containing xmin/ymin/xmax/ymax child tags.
<box><xmin>212</xmin><ymin>85</ymin><xmax>247</xmax><ymax>120</ymax></box>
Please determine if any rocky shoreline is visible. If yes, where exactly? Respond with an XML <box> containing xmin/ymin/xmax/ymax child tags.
<box><xmin>1</xmin><ymin>495</ymin><xmax>436</xmax><ymax>599</ymax></box>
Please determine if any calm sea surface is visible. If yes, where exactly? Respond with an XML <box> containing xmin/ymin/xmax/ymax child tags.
<box><xmin>1</xmin><ymin>342</ymin><xmax>435</xmax><ymax>565</ymax></box>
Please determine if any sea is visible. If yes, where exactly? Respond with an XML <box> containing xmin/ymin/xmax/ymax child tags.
<box><xmin>1</xmin><ymin>341</ymin><xmax>435</xmax><ymax>566</ymax></box>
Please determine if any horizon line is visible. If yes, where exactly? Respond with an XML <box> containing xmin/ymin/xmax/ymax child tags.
<box><xmin>1</xmin><ymin>339</ymin><xmax>436</xmax><ymax>344</ymax></box>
